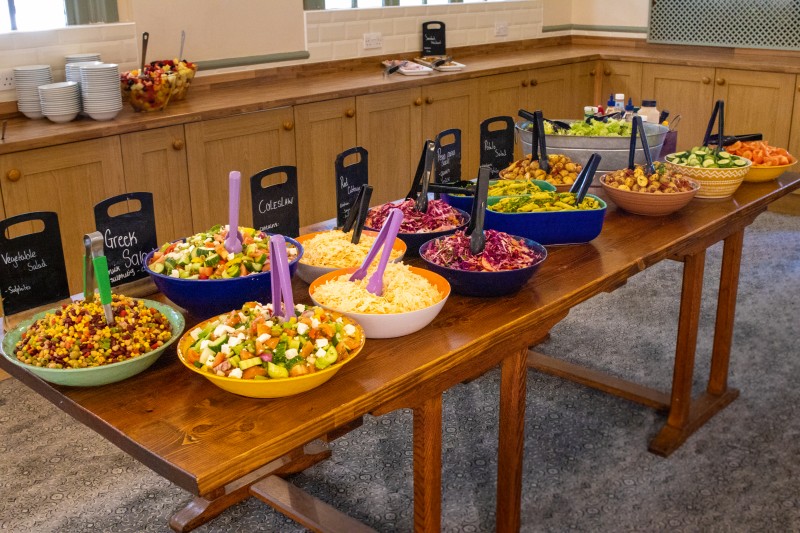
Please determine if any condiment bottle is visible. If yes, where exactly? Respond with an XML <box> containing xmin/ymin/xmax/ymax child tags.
<box><xmin>637</xmin><ymin>100</ymin><xmax>660</xmax><ymax>123</ymax></box>
<box><xmin>614</xmin><ymin>93</ymin><xmax>626</xmax><ymax>115</ymax></box>
<box><xmin>624</xmin><ymin>97</ymin><xmax>636</xmax><ymax>121</ymax></box>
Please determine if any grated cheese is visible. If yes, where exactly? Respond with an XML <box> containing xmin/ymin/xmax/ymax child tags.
<box><xmin>312</xmin><ymin>263</ymin><xmax>443</xmax><ymax>314</ymax></box>
<box><xmin>301</xmin><ymin>230</ymin><xmax>403</xmax><ymax>268</ymax></box>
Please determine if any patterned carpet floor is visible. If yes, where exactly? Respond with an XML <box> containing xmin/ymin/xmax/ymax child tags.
<box><xmin>1</xmin><ymin>211</ymin><xmax>798</xmax><ymax>532</ymax></box>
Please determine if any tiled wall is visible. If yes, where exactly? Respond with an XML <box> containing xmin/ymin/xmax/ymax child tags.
<box><xmin>306</xmin><ymin>1</ymin><xmax>543</xmax><ymax>62</ymax></box>
<box><xmin>0</xmin><ymin>23</ymin><xmax>138</xmax><ymax>103</ymax></box>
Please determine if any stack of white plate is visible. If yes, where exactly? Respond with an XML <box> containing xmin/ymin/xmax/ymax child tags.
<box><xmin>14</xmin><ymin>65</ymin><xmax>53</xmax><ymax>119</ymax></box>
<box><xmin>79</xmin><ymin>63</ymin><xmax>122</xmax><ymax>121</ymax></box>
<box><xmin>65</xmin><ymin>53</ymin><xmax>101</xmax><ymax>64</ymax></box>
<box><xmin>38</xmin><ymin>81</ymin><xmax>80</xmax><ymax>123</ymax></box>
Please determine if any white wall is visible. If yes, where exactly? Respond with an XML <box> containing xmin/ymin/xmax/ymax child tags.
<box><xmin>570</xmin><ymin>0</ymin><xmax>648</xmax><ymax>28</ymax></box>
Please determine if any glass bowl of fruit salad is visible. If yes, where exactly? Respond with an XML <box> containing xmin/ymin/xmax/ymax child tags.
<box><xmin>148</xmin><ymin>59</ymin><xmax>197</xmax><ymax>100</ymax></box>
<box><xmin>600</xmin><ymin>162</ymin><xmax>699</xmax><ymax>216</ymax></box>
<box><xmin>120</xmin><ymin>70</ymin><xmax>177</xmax><ymax>112</ymax></box>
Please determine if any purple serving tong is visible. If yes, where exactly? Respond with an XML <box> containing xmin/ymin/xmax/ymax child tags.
<box><xmin>349</xmin><ymin>208</ymin><xmax>403</xmax><ymax>296</ymax></box>
<box><xmin>225</xmin><ymin>170</ymin><xmax>244</xmax><ymax>254</ymax></box>
<box><xmin>269</xmin><ymin>234</ymin><xmax>295</xmax><ymax>321</ymax></box>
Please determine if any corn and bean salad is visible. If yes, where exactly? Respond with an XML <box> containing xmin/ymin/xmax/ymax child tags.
<box><xmin>13</xmin><ymin>295</ymin><xmax>173</xmax><ymax>369</ymax></box>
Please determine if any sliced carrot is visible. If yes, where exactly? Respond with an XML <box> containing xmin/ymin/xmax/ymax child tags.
<box><xmin>242</xmin><ymin>366</ymin><xmax>267</xmax><ymax>379</ymax></box>
<box><xmin>185</xmin><ymin>348</ymin><xmax>200</xmax><ymax>364</ymax></box>
<box><xmin>240</xmin><ymin>349</ymin><xmax>254</xmax><ymax>360</ymax></box>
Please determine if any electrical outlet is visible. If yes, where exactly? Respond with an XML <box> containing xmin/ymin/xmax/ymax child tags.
<box><xmin>363</xmin><ymin>32</ymin><xmax>383</xmax><ymax>50</ymax></box>
<box><xmin>495</xmin><ymin>21</ymin><xmax>509</xmax><ymax>37</ymax></box>
<box><xmin>0</xmin><ymin>69</ymin><xmax>14</xmax><ymax>91</ymax></box>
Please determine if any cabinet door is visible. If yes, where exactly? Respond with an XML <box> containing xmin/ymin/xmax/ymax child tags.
<box><xmin>789</xmin><ymin>76</ymin><xmax>800</xmax><ymax>164</ymax></box>
<box><xmin>713</xmin><ymin>69</ymin><xmax>795</xmax><ymax>148</ymax></box>
<box><xmin>641</xmin><ymin>64</ymin><xmax>715</xmax><ymax>151</ymax></box>
<box><xmin>356</xmin><ymin>88</ymin><xmax>422</xmax><ymax>206</ymax></box>
<box><xmin>120</xmin><ymin>126</ymin><xmax>193</xmax><ymax>245</ymax></box>
<box><xmin>422</xmin><ymin>79</ymin><xmax>479</xmax><ymax>180</ymax></box>
<box><xmin>570</xmin><ymin>61</ymin><xmax>601</xmax><ymax>115</ymax></box>
<box><xmin>294</xmin><ymin>97</ymin><xmax>357</xmax><ymax>226</ymax></box>
<box><xmin>600</xmin><ymin>61</ymin><xmax>642</xmax><ymax>108</ymax></box>
<box><xmin>0</xmin><ymin>138</ymin><xmax>126</xmax><ymax>294</ymax></box>
<box><xmin>185</xmin><ymin>108</ymin><xmax>296</xmax><ymax>232</ymax></box>
<box><xmin>525</xmin><ymin>64</ymin><xmax>574</xmax><ymax>120</ymax></box>
<box><xmin>478</xmin><ymin>71</ymin><xmax>527</xmax><ymax>121</ymax></box>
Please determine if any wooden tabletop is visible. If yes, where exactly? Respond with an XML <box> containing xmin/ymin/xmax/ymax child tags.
<box><xmin>2</xmin><ymin>39</ymin><xmax>800</xmax><ymax>155</ymax></box>
<box><xmin>2</xmin><ymin>175</ymin><xmax>799</xmax><ymax>497</ymax></box>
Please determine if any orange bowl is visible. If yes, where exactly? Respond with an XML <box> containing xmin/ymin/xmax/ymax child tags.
<box><xmin>743</xmin><ymin>159</ymin><xmax>797</xmax><ymax>183</ymax></box>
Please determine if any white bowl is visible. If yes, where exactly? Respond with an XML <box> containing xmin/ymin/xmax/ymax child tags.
<box><xmin>21</xmin><ymin>110</ymin><xmax>44</xmax><ymax>119</ymax></box>
<box><xmin>87</xmin><ymin>109</ymin><xmax>120</xmax><ymax>121</ymax></box>
<box><xmin>45</xmin><ymin>112</ymin><xmax>78</xmax><ymax>123</ymax></box>
<box><xmin>308</xmin><ymin>266</ymin><xmax>451</xmax><ymax>339</ymax></box>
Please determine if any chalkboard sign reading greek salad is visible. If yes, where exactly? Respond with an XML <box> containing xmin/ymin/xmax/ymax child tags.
<box><xmin>94</xmin><ymin>192</ymin><xmax>158</xmax><ymax>287</ymax></box>
<box><xmin>335</xmin><ymin>147</ymin><xmax>369</xmax><ymax>227</ymax></box>
<box><xmin>435</xmin><ymin>128</ymin><xmax>462</xmax><ymax>184</ymax></box>
<box><xmin>422</xmin><ymin>21</ymin><xmax>446</xmax><ymax>57</ymax></box>
<box><xmin>0</xmin><ymin>211</ymin><xmax>70</xmax><ymax>316</ymax></box>
<box><xmin>480</xmin><ymin>116</ymin><xmax>515</xmax><ymax>179</ymax></box>
<box><xmin>250</xmin><ymin>166</ymin><xmax>300</xmax><ymax>237</ymax></box>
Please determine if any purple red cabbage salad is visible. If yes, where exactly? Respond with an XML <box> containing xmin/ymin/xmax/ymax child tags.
<box><xmin>366</xmin><ymin>199</ymin><xmax>465</xmax><ymax>234</ymax></box>
<box><xmin>422</xmin><ymin>230</ymin><xmax>544</xmax><ymax>272</ymax></box>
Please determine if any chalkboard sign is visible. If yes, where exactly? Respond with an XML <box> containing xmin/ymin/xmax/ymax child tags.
<box><xmin>479</xmin><ymin>116</ymin><xmax>515</xmax><ymax>179</ymax></box>
<box><xmin>94</xmin><ymin>192</ymin><xmax>158</xmax><ymax>287</ymax></box>
<box><xmin>0</xmin><ymin>211</ymin><xmax>70</xmax><ymax>316</ymax></box>
<box><xmin>250</xmin><ymin>166</ymin><xmax>300</xmax><ymax>237</ymax></box>
<box><xmin>422</xmin><ymin>21</ymin><xmax>447</xmax><ymax>57</ymax></box>
<box><xmin>434</xmin><ymin>128</ymin><xmax>462</xmax><ymax>184</ymax></box>
<box><xmin>335</xmin><ymin>147</ymin><xmax>369</xmax><ymax>227</ymax></box>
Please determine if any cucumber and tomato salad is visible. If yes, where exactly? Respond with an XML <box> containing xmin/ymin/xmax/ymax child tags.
<box><xmin>147</xmin><ymin>225</ymin><xmax>298</xmax><ymax>280</ymax></box>
<box><xmin>666</xmin><ymin>146</ymin><xmax>750</xmax><ymax>169</ymax></box>
<box><xmin>183</xmin><ymin>302</ymin><xmax>364</xmax><ymax>380</ymax></box>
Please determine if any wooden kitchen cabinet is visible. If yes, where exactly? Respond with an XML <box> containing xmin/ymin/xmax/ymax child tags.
<box><xmin>712</xmin><ymin>68</ymin><xmax>795</xmax><ymax>148</ymax></box>
<box><xmin>294</xmin><ymin>97</ymin><xmax>357</xmax><ymax>226</ymax></box>
<box><xmin>641</xmin><ymin>64</ymin><xmax>716</xmax><ymax>151</ymax></box>
<box><xmin>356</xmin><ymin>88</ymin><xmax>422</xmax><ymax>206</ymax></box>
<box><xmin>524</xmin><ymin>64</ymin><xmax>578</xmax><ymax>120</ymax></box>
<box><xmin>421</xmin><ymin>79</ymin><xmax>480</xmax><ymax>180</ymax></box>
<box><xmin>599</xmin><ymin>60</ymin><xmax>642</xmax><ymax>108</ymax></box>
<box><xmin>570</xmin><ymin>61</ymin><xmax>601</xmax><ymax>115</ymax></box>
<box><xmin>789</xmin><ymin>76</ymin><xmax>800</xmax><ymax>163</ymax></box>
<box><xmin>120</xmin><ymin>126</ymin><xmax>193</xmax><ymax>246</ymax></box>
<box><xmin>185</xmin><ymin>107</ymin><xmax>296</xmax><ymax>232</ymax></box>
<box><xmin>478</xmin><ymin>71</ymin><xmax>528</xmax><ymax>123</ymax></box>
<box><xmin>0</xmin><ymin>138</ymin><xmax>127</xmax><ymax>294</ymax></box>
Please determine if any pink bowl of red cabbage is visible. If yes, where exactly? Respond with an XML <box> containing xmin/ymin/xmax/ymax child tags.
<box><xmin>365</xmin><ymin>199</ymin><xmax>470</xmax><ymax>256</ymax></box>
<box><xmin>419</xmin><ymin>230</ymin><xmax>547</xmax><ymax>297</ymax></box>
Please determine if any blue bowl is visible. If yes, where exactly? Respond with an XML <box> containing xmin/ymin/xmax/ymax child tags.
<box><xmin>484</xmin><ymin>195</ymin><xmax>607</xmax><ymax>245</ymax></box>
<box><xmin>441</xmin><ymin>179</ymin><xmax>556</xmax><ymax>213</ymax></box>
<box><xmin>144</xmin><ymin>235</ymin><xmax>304</xmax><ymax>318</ymax></box>
<box><xmin>365</xmin><ymin>206</ymin><xmax>470</xmax><ymax>257</ymax></box>
<box><xmin>418</xmin><ymin>236</ymin><xmax>547</xmax><ymax>297</ymax></box>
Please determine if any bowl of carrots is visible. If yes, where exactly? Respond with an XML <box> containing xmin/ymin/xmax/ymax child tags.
<box><xmin>725</xmin><ymin>140</ymin><xmax>797</xmax><ymax>183</ymax></box>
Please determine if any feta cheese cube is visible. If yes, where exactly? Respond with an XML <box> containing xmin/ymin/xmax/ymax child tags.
<box><xmin>228</xmin><ymin>368</ymin><xmax>243</xmax><ymax>379</ymax></box>
<box><xmin>265</xmin><ymin>320</ymin><xmax>274</xmax><ymax>328</ymax></box>
<box><xmin>344</xmin><ymin>324</ymin><xmax>356</xmax><ymax>336</ymax></box>
<box><xmin>257</xmin><ymin>333</ymin><xmax>271</xmax><ymax>343</ymax></box>
<box><xmin>311</xmin><ymin>318</ymin><xmax>320</xmax><ymax>329</ymax></box>
<box><xmin>227</xmin><ymin>336</ymin><xmax>242</xmax><ymax>348</ymax></box>
<box><xmin>315</xmin><ymin>338</ymin><xmax>329</xmax><ymax>349</ymax></box>
<box><xmin>199</xmin><ymin>339</ymin><xmax>210</xmax><ymax>350</ymax></box>
<box><xmin>189</xmin><ymin>327</ymin><xmax>203</xmax><ymax>340</ymax></box>
<box><xmin>296</xmin><ymin>323</ymin><xmax>309</xmax><ymax>336</ymax></box>
<box><xmin>220</xmin><ymin>344</ymin><xmax>231</xmax><ymax>355</ymax></box>
<box><xmin>315</xmin><ymin>348</ymin><xmax>327</xmax><ymax>359</ymax></box>
<box><xmin>285</xmin><ymin>348</ymin><xmax>298</xmax><ymax>359</ymax></box>
<box><xmin>295</xmin><ymin>303</ymin><xmax>306</xmax><ymax>313</ymax></box>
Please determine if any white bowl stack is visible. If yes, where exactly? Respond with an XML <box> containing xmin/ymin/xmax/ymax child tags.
<box><xmin>65</xmin><ymin>60</ymin><xmax>103</xmax><ymax>115</ymax></box>
<box><xmin>79</xmin><ymin>63</ymin><xmax>123</xmax><ymax>121</ymax></box>
<box><xmin>14</xmin><ymin>65</ymin><xmax>53</xmax><ymax>119</ymax></box>
<box><xmin>65</xmin><ymin>53</ymin><xmax>101</xmax><ymax>64</ymax></box>
<box><xmin>37</xmin><ymin>81</ymin><xmax>81</xmax><ymax>123</ymax></box>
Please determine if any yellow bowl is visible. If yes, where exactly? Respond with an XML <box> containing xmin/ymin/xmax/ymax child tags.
<box><xmin>309</xmin><ymin>266</ymin><xmax>450</xmax><ymax>339</ymax></box>
<box><xmin>177</xmin><ymin>309</ymin><xmax>365</xmax><ymax>398</ymax></box>
<box><xmin>294</xmin><ymin>230</ymin><xmax>407</xmax><ymax>284</ymax></box>
<box><xmin>743</xmin><ymin>159</ymin><xmax>797</xmax><ymax>183</ymax></box>
<box><xmin>663</xmin><ymin>158</ymin><xmax>752</xmax><ymax>199</ymax></box>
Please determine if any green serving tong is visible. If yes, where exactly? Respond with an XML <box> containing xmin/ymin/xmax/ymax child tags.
<box><xmin>83</xmin><ymin>231</ymin><xmax>114</xmax><ymax>325</ymax></box>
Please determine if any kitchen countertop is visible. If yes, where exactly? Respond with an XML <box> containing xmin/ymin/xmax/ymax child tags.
<box><xmin>2</xmin><ymin>39</ymin><xmax>799</xmax><ymax>156</ymax></box>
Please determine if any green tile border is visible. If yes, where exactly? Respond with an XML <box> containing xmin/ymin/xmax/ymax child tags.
<box><xmin>196</xmin><ymin>51</ymin><xmax>311</xmax><ymax>71</ymax></box>
<box><xmin>542</xmin><ymin>24</ymin><xmax>649</xmax><ymax>34</ymax></box>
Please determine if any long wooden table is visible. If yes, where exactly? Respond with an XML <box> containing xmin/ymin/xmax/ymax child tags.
<box><xmin>1</xmin><ymin>175</ymin><xmax>798</xmax><ymax>532</ymax></box>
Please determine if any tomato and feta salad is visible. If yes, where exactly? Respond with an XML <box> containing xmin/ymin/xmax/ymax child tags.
<box><xmin>182</xmin><ymin>302</ymin><xmax>364</xmax><ymax>380</ymax></box>
<box><xmin>147</xmin><ymin>225</ymin><xmax>299</xmax><ymax>280</ymax></box>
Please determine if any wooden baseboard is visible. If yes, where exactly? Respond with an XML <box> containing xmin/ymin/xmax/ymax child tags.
<box><xmin>0</xmin><ymin>368</ymin><xmax>11</xmax><ymax>382</ymax></box>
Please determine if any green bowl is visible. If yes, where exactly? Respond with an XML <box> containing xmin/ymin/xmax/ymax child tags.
<box><xmin>1</xmin><ymin>299</ymin><xmax>185</xmax><ymax>387</ymax></box>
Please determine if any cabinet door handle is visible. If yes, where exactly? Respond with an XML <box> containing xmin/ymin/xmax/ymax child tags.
<box><xmin>716</xmin><ymin>78</ymin><xmax>726</xmax><ymax>86</ymax></box>
<box><xmin>530</xmin><ymin>79</ymin><xmax>538</xmax><ymax>87</ymax></box>
<box><xmin>6</xmin><ymin>169</ymin><xmax>21</xmax><ymax>182</ymax></box>
<box><xmin>603</xmin><ymin>68</ymin><xmax>611</xmax><ymax>76</ymax></box>
<box><xmin>414</xmin><ymin>97</ymin><xmax>423</xmax><ymax>106</ymax></box>
<box><xmin>345</xmin><ymin>108</ymin><xmax>355</xmax><ymax>118</ymax></box>
<box><xmin>425</xmin><ymin>96</ymin><xmax>434</xmax><ymax>104</ymax></box>
<box><xmin>702</xmin><ymin>76</ymin><xmax>711</xmax><ymax>84</ymax></box>
<box><xmin>172</xmin><ymin>139</ymin><xmax>184</xmax><ymax>150</ymax></box>
<box><xmin>283</xmin><ymin>120</ymin><xmax>294</xmax><ymax>131</ymax></box>
<box><xmin>521</xmin><ymin>80</ymin><xmax>529</xmax><ymax>87</ymax></box>
<box><xmin>589</xmin><ymin>69</ymin><xmax>596</xmax><ymax>77</ymax></box>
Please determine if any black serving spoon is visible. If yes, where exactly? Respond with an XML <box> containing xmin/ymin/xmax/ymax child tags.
<box><xmin>629</xmin><ymin>115</ymin><xmax>656</xmax><ymax>176</ymax></box>
<box><xmin>415</xmin><ymin>140</ymin><xmax>437</xmax><ymax>213</ymax></box>
<box><xmin>569</xmin><ymin>153</ymin><xmax>602</xmax><ymax>203</ymax></box>
<box><xmin>466</xmin><ymin>165</ymin><xmax>491</xmax><ymax>255</ymax></box>
<box><xmin>341</xmin><ymin>184</ymin><xmax>373</xmax><ymax>244</ymax></box>
<box><xmin>518</xmin><ymin>109</ymin><xmax>550</xmax><ymax>173</ymax></box>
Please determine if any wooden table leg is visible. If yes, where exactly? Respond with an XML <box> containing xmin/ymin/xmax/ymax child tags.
<box><xmin>496</xmin><ymin>347</ymin><xmax>528</xmax><ymax>533</ymax></box>
<box><xmin>413</xmin><ymin>394</ymin><xmax>443</xmax><ymax>533</ymax></box>
<box><xmin>169</xmin><ymin>440</ymin><xmax>332</xmax><ymax>532</ymax></box>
